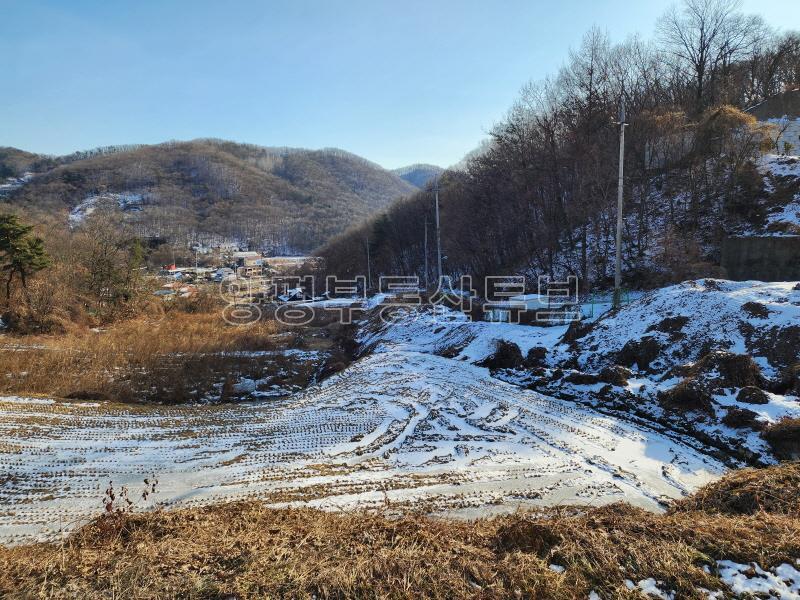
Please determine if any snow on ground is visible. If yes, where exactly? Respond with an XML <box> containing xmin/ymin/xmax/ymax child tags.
<box><xmin>0</xmin><ymin>350</ymin><xmax>724</xmax><ymax>545</ymax></box>
<box><xmin>359</xmin><ymin>283</ymin><xmax>800</xmax><ymax>463</ymax></box>
<box><xmin>360</xmin><ymin>305</ymin><xmax>568</xmax><ymax>363</ymax></box>
<box><xmin>570</xmin><ymin>279</ymin><xmax>800</xmax><ymax>378</ymax></box>
<box><xmin>762</xmin><ymin>154</ymin><xmax>800</xmax><ymax>179</ymax></box>
<box><xmin>717</xmin><ymin>560</ymin><xmax>800</xmax><ymax>599</ymax></box>
<box><xmin>0</xmin><ymin>172</ymin><xmax>33</xmax><ymax>197</ymax></box>
<box><xmin>68</xmin><ymin>191</ymin><xmax>143</xmax><ymax>226</ymax></box>
<box><xmin>760</xmin><ymin>154</ymin><xmax>800</xmax><ymax>232</ymax></box>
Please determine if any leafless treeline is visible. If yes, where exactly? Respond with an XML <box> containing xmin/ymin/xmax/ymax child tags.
<box><xmin>321</xmin><ymin>0</ymin><xmax>798</xmax><ymax>290</ymax></box>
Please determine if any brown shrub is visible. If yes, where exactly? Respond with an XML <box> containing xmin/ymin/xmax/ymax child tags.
<box><xmin>2</xmin><ymin>491</ymin><xmax>800</xmax><ymax>599</ymax></box>
<box><xmin>166</xmin><ymin>289</ymin><xmax>223</xmax><ymax>314</ymax></box>
<box><xmin>0</xmin><ymin>313</ymin><xmax>284</xmax><ymax>403</ymax></box>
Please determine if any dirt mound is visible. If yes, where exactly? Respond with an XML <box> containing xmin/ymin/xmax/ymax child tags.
<box><xmin>598</xmin><ymin>365</ymin><xmax>631</xmax><ymax>387</ymax></box>
<box><xmin>525</xmin><ymin>346</ymin><xmax>548</xmax><ymax>367</ymax></box>
<box><xmin>721</xmin><ymin>407</ymin><xmax>763</xmax><ymax>430</ymax></box>
<box><xmin>671</xmin><ymin>462</ymin><xmax>800</xmax><ymax>516</ymax></box>
<box><xmin>742</xmin><ymin>301</ymin><xmax>770</xmax><ymax>318</ymax></box>
<box><xmin>774</xmin><ymin>363</ymin><xmax>800</xmax><ymax>395</ymax></box>
<box><xmin>572</xmin><ymin>280</ymin><xmax>800</xmax><ymax>378</ymax></box>
<box><xmin>690</xmin><ymin>351</ymin><xmax>764</xmax><ymax>389</ymax></box>
<box><xmin>616</xmin><ymin>336</ymin><xmax>661</xmax><ymax>371</ymax></box>
<box><xmin>646</xmin><ymin>315</ymin><xmax>689</xmax><ymax>335</ymax></box>
<box><xmin>742</xmin><ymin>323</ymin><xmax>800</xmax><ymax>372</ymax></box>
<box><xmin>478</xmin><ymin>340</ymin><xmax>525</xmax><ymax>370</ymax></box>
<box><xmin>563</xmin><ymin>372</ymin><xmax>600</xmax><ymax>385</ymax></box>
<box><xmin>561</xmin><ymin>319</ymin><xmax>592</xmax><ymax>346</ymax></box>
<box><xmin>762</xmin><ymin>418</ymin><xmax>800</xmax><ymax>460</ymax></box>
<box><xmin>737</xmin><ymin>386</ymin><xmax>770</xmax><ymax>405</ymax></box>
<box><xmin>658</xmin><ymin>379</ymin><xmax>714</xmax><ymax>415</ymax></box>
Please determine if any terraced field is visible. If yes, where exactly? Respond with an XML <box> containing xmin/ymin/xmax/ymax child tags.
<box><xmin>0</xmin><ymin>350</ymin><xmax>725</xmax><ymax>544</ymax></box>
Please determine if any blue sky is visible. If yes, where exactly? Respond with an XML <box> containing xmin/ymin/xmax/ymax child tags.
<box><xmin>1</xmin><ymin>0</ymin><xmax>798</xmax><ymax>169</ymax></box>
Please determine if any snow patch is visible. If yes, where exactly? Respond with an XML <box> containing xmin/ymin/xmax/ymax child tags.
<box><xmin>717</xmin><ymin>560</ymin><xmax>800</xmax><ymax>599</ymax></box>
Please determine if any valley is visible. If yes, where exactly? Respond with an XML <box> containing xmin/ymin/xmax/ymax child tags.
<box><xmin>3</xmin><ymin>278</ymin><xmax>798</xmax><ymax>546</ymax></box>
<box><xmin>2</xmin><ymin>0</ymin><xmax>800</xmax><ymax>596</ymax></box>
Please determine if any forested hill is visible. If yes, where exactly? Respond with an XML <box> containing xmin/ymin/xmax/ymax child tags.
<box><xmin>321</xmin><ymin>6</ymin><xmax>800</xmax><ymax>290</ymax></box>
<box><xmin>0</xmin><ymin>140</ymin><xmax>417</xmax><ymax>253</ymax></box>
<box><xmin>392</xmin><ymin>164</ymin><xmax>444</xmax><ymax>188</ymax></box>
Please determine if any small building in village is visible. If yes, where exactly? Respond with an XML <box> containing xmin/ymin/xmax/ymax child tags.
<box><xmin>233</xmin><ymin>251</ymin><xmax>264</xmax><ymax>278</ymax></box>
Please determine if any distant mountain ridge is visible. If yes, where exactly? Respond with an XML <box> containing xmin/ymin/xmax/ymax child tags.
<box><xmin>392</xmin><ymin>163</ymin><xmax>444</xmax><ymax>188</ymax></box>
<box><xmin>0</xmin><ymin>140</ymin><xmax>418</xmax><ymax>252</ymax></box>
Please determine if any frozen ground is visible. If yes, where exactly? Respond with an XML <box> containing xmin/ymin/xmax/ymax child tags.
<box><xmin>3</xmin><ymin>279</ymin><xmax>793</xmax><ymax>546</ymax></box>
<box><xmin>568</xmin><ymin>279</ymin><xmax>800</xmax><ymax>378</ymax></box>
<box><xmin>68</xmin><ymin>191</ymin><xmax>143</xmax><ymax>226</ymax></box>
<box><xmin>761</xmin><ymin>154</ymin><xmax>800</xmax><ymax>232</ymax></box>
<box><xmin>0</xmin><ymin>349</ymin><xmax>724</xmax><ymax>545</ymax></box>
<box><xmin>0</xmin><ymin>172</ymin><xmax>33</xmax><ymax>197</ymax></box>
<box><xmin>358</xmin><ymin>282</ymin><xmax>800</xmax><ymax>463</ymax></box>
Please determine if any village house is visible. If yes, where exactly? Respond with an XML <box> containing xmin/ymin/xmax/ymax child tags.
<box><xmin>233</xmin><ymin>251</ymin><xmax>264</xmax><ymax>278</ymax></box>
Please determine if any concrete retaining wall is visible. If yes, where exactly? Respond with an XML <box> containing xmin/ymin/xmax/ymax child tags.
<box><xmin>721</xmin><ymin>236</ymin><xmax>800</xmax><ymax>281</ymax></box>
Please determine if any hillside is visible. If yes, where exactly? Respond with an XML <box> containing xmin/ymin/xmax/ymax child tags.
<box><xmin>0</xmin><ymin>148</ymin><xmax>46</xmax><ymax>179</ymax></box>
<box><xmin>361</xmin><ymin>280</ymin><xmax>800</xmax><ymax>465</ymax></box>
<box><xmin>392</xmin><ymin>163</ymin><xmax>444</xmax><ymax>188</ymax></box>
<box><xmin>319</xmin><ymin>23</ymin><xmax>800</xmax><ymax>288</ymax></box>
<box><xmin>0</xmin><ymin>140</ymin><xmax>417</xmax><ymax>252</ymax></box>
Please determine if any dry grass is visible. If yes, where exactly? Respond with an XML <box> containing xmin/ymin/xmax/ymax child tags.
<box><xmin>0</xmin><ymin>312</ymin><xmax>291</xmax><ymax>403</ymax></box>
<box><xmin>2</xmin><ymin>464</ymin><xmax>800</xmax><ymax>599</ymax></box>
<box><xmin>671</xmin><ymin>461</ymin><xmax>800</xmax><ymax>516</ymax></box>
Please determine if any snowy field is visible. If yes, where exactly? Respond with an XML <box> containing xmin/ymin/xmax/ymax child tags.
<box><xmin>4</xmin><ymin>278</ymin><xmax>795</xmax><ymax>546</ymax></box>
<box><xmin>0</xmin><ymin>348</ymin><xmax>724</xmax><ymax>545</ymax></box>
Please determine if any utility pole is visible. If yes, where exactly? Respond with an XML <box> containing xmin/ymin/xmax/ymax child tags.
<box><xmin>434</xmin><ymin>178</ymin><xmax>442</xmax><ymax>282</ymax></box>
<box><xmin>365</xmin><ymin>236</ymin><xmax>371</xmax><ymax>292</ymax></box>
<box><xmin>613</xmin><ymin>100</ymin><xmax>628</xmax><ymax>310</ymax></box>
<box><xmin>423</xmin><ymin>215</ymin><xmax>429</xmax><ymax>290</ymax></box>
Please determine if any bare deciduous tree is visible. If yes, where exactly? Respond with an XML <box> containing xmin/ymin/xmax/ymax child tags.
<box><xmin>657</xmin><ymin>0</ymin><xmax>768</xmax><ymax>111</ymax></box>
